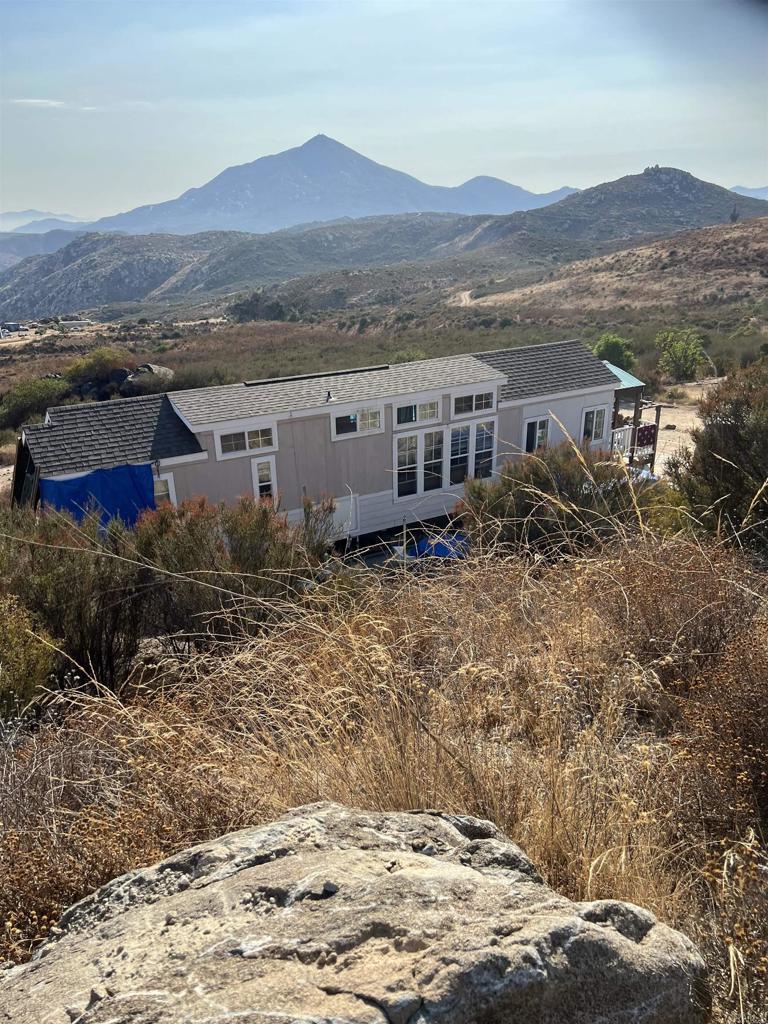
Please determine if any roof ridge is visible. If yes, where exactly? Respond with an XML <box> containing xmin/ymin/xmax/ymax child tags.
<box><xmin>474</xmin><ymin>338</ymin><xmax>583</xmax><ymax>358</ymax></box>
<box><xmin>45</xmin><ymin>392</ymin><xmax>167</xmax><ymax>417</ymax></box>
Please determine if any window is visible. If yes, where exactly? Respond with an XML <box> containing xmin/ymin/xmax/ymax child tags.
<box><xmin>453</xmin><ymin>391</ymin><xmax>494</xmax><ymax>416</ymax></box>
<box><xmin>359</xmin><ymin>408</ymin><xmax>381</xmax><ymax>432</ymax></box>
<box><xmin>217</xmin><ymin>424</ymin><xmax>276</xmax><ymax>458</ymax></box>
<box><xmin>334</xmin><ymin>407</ymin><xmax>381</xmax><ymax>438</ymax></box>
<box><xmin>397</xmin><ymin>435</ymin><xmax>418</xmax><ymax>497</ymax></box>
<box><xmin>524</xmin><ymin>417</ymin><xmax>549</xmax><ymax>454</ymax></box>
<box><xmin>153</xmin><ymin>472</ymin><xmax>176</xmax><ymax>507</ymax></box>
<box><xmin>450</xmin><ymin>426</ymin><xmax>471</xmax><ymax>484</ymax></box>
<box><xmin>582</xmin><ymin>407</ymin><xmax>607</xmax><ymax>444</ymax></box>
<box><xmin>474</xmin><ymin>422</ymin><xmax>494</xmax><ymax>478</ymax></box>
<box><xmin>334</xmin><ymin>414</ymin><xmax>358</xmax><ymax>435</ymax></box>
<box><xmin>248</xmin><ymin>427</ymin><xmax>273</xmax><ymax>449</ymax></box>
<box><xmin>220</xmin><ymin>431</ymin><xmax>247</xmax><ymax>454</ymax></box>
<box><xmin>423</xmin><ymin>430</ymin><xmax>444</xmax><ymax>491</ymax></box>
<box><xmin>396</xmin><ymin>400</ymin><xmax>439</xmax><ymax>427</ymax></box>
<box><xmin>252</xmin><ymin>457</ymin><xmax>274</xmax><ymax>499</ymax></box>
<box><xmin>154</xmin><ymin>477</ymin><xmax>171</xmax><ymax>504</ymax></box>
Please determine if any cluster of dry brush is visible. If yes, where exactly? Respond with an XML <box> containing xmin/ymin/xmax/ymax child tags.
<box><xmin>1</xmin><ymin>530</ymin><xmax>766</xmax><ymax>1021</ymax></box>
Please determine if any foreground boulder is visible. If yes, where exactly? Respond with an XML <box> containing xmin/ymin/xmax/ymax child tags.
<box><xmin>1</xmin><ymin>802</ymin><xmax>709</xmax><ymax>1023</ymax></box>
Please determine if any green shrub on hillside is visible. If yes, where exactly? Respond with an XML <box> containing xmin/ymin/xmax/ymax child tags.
<box><xmin>655</xmin><ymin>327</ymin><xmax>707</xmax><ymax>382</ymax></box>
<box><xmin>668</xmin><ymin>359</ymin><xmax>768</xmax><ymax>549</ymax></box>
<box><xmin>0</xmin><ymin>596</ymin><xmax>55</xmax><ymax>714</ymax></box>
<box><xmin>0</xmin><ymin>378</ymin><xmax>70</xmax><ymax>429</ymax></box>
<box><xmin>592</xmin><ymin>332</ymin><xmax>635</xmax><ymax>370</ymax></box>
<box><xmin>462</xmin><ymin>443</ymin><xmax>666</xmax><ymax>554</ymax></box>
<box><xmin>64</xmin><ymin>347</ymin><xmax>133</xmax><ymax>387</ymax></box>
<box><xmin>0</xmin><ymin>497</ymin><xmax>336</xmax><ymax>691</ymax></box>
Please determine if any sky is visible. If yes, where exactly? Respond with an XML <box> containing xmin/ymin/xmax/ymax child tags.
<box><xmin>1</xmin><ymin>0</ymin><xmax>766</xmax><ymax>220</ymax></box>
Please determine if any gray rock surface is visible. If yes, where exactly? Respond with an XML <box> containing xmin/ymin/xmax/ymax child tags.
<box><xmin>0</xmin><ymin>802</ymin><xmax>710</xmax><ymax>1024</ymax></box>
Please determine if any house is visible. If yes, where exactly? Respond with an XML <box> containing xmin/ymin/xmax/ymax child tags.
<box><xmin>12</xmin><ymin>340</ymin><xmax>634</xmax><ymax>537</ymax></box>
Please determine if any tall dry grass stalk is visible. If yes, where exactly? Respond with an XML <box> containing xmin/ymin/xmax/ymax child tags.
<box><xmin>1</xmin><ymin>532</ymin><xmax>766</xmax><ymax>1021</ymax></box>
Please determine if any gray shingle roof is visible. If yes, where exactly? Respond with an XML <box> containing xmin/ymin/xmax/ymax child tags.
<box><xmin>170</xmin><ymin>355</ymin><xmax>506</xmax><ymax>427</ymax></box>
<box><xmin>24</xmin><ymin>394</ymin><xmax>203</xmax><ymax>477</ymax></box>
<box><xmin>474</xmin><ymin>340</ymin><xmax>620</xmax><ymax>402</ymax></box>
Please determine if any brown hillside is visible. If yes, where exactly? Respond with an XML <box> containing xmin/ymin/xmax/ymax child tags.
<box><xmin>469</xmin><ymin>217</ymin><xmax>768</xmax><ymax>315</ymax></box>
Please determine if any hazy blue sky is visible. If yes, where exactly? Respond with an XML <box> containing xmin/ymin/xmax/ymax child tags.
<box><xmin>1</xmin><ymin>0</ymin><xmax>766</xmax><ymax>219</ymax></box>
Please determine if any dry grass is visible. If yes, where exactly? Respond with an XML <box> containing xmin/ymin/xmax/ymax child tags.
<box><xmin>1</xmin><ymin>533</ymin><xmax>767</xmax><ymax>1020</ymax></box>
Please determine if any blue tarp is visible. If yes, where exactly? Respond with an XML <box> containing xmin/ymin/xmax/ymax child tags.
<box><xmin>407</xmin><ymin>532</ymin><xmax>470</xmax><ymax>560</ymax></box>
<box><xmin>39</xmin><ymin>463</ymin><xmax>155</xmax><ymax>527</ymax></box>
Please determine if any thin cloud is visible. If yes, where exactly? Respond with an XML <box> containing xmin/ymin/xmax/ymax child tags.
<box><xmin>9</xmin><ymin>98</ymin><xmax>154</xmax><ymax>113</ymax></box>
<box><xmin>11</xmin><ymin>98</ymin><xmax>66</xmax><ymax>108</ymax></box>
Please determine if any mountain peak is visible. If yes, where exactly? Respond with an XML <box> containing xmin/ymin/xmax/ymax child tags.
<box><xmin>299</xmin><ymin>133</ymin><xmax>345</xmax><ymax>150</ymax></box>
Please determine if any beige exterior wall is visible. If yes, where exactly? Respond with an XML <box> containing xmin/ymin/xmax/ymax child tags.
<box><xmin>274</xmin><ymin>407</ymin><xmax>394</xmax><ymax>508</ymax></box>
<box><xmin>159</xmin><ymin>382</ymin><xmax>617</xmax><ymax>536</ymax></box>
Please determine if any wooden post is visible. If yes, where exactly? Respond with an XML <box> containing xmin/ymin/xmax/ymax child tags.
<box><xmin>628</xmin><ymin>388</ymin><xmax>642</xmax><ymax>467</ymax></box>
<box><xmin>649</xmin><ymin>404</ymin><xmax>662</xmax><ymax>475</ymax></box>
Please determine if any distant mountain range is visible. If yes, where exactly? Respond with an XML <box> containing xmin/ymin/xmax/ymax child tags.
<box><xmin>0</xmin><ymin>210</ymin><xmax>80</xmax><ymax>233</ymax></box>
<box><xmin>731</xmin><ymin>185</ymin><xmax>768</xmax><ymax>201</ymax></box>
<box><xmin>9</xmin><ymin>136</ymin><xmax>578</xmax><ymax>237</ymax></box>
<box><xmin>1</xmin><ymin>164</ymin><xmax>765</xmax><ymax>320</ymax></box>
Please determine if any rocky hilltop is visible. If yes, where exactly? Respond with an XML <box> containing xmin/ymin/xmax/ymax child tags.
<box><xmin>1</xmin><ymin>802</ymin><xmax>709</xmax><ymax>1023</ymax></box>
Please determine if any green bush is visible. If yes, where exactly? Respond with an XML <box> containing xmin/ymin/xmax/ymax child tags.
<box><xmin>655</xmin><ymin>328</ymin><xmax>707</xmax><ymax>382</ymax></box>
<box><xmin>0</xmin><ymin>379</ymin><xmax>70</xmax><ymax>429</ymax></box>
<box><xmin>592</xmin><ymin>332</ymin><xmax>635</xmax><ymax>370</ymax></box>
<box><xmin>0</xmin><ymin>496</ymin><xmax>336</xmax><ymax>690</ymax></box>
<box><xmin>461</xmin><ymin>443</ymin><xmax>666</xmax><ymax>555</ymax></box>
<box><xmin>64</xmin><ymin>347</ymin><xmax>133</xmax><ymax>387</ymax></box>
<box><xmin>668</xmin><ymin>360</ymin><xmax>768</xmax><ymax>549</ymax></box>
<box><xmin>0</xmin><ymin>596</ymin><xmax>55</xmax><ymax>714</ymax></box>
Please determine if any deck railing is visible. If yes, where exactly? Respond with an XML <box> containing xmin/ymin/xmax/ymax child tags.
<box><xmin>611</xmin><ymin>424</ymin><xmax>634</xmax><ymax>455</ymax></box>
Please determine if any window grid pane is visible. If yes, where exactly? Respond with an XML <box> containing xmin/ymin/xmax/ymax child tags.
<box><xmin>418</xmin><ymin>401</ymin><xmax>438</xmax><ymax>421</ymax></box>
<box><xmin>583</xmin><ymin>410</ymin><xmax>594</xmax><ymax>440</ymax></box>
<box><xmin>537</xmin><ymin>419</ymin><xmax>548</xmax><ymax>449</ymax></box>
<box><xmin>335</xmin><ymin>414</ymin><xmax>357</xmax><ymax>435</ymax></box>
<box><xmin>255</xmin><ymin>461</ymin><xmax>273</xmax><ymax>498</ymax></box>
<box><xmin>475</xmin><ymin>392</ymin><xmax>493</xmax><ymax>411</ymax></box>
<box><xmin>221</xmin><ymin>431</ymin><xmax>246</xmax><ymax>453</ymax></box>
<box><xmin>359</xmin><ymin>408</ymin><xmax>381</xmax><ymax>432</ymax></box>
<box><xmin>248</xmin><ymin>427</ymin><xmax>273</xmax><ymax>449</ymax></box>
<box><xmin>450</xmin><ymin>426</ymin><xmax>470</xmax><ymax>484</ymax></box>
<box><xmin>397</xmin><ymin>434</ymin><xmax>418</xmax><ymax>497</ymax></box>
<box><xmin>154</xmin><ymin>479</ymin><xmax>171</xmax><ymax>503</ymax></box>
<box><xmin>423</xmin><ymin>430</ymin><xmax>443</xmax><ymax>491</ymax></box>
<box><xmin>454</xmin><ymin>395</ymin><xmax>473</xmax><ymax>415</ymax></box>
<box><xmin>593</xmin><ymin>409</ymin><xmax>605</xmax><ymax>441</ymax></box>
<box><xmin>397</xmin><ymin>404</ymin><xmax>416</xmax><ymax>425</ymax></box>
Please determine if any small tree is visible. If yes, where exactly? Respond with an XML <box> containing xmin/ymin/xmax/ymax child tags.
<box><xmin>655</xmin><ymin>328</ymin><xmax>706</xmax><ymax>382</ymax></box>
<box><xmin>668</xmin><ymin>360</ymin><xmax>768</xmax><ymax>549</ymax></box>
<box><xmin>592</xmin><ymin>333</ymin><xmax>635</xmax><ymax>371</ymax></box>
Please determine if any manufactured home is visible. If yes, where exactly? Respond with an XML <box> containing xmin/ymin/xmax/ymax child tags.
<box><xmin>12</xmin><ymin>340</ymin><xmax>639</xmax><ymax>537</ymax></box>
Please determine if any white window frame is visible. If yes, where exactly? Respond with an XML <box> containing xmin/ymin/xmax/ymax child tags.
<box><xmin>523</xmin><ymin>416</ymin><xmax>550</xmax><ymax>454</ymax></box>
<box><xmin>392</xmin><ymin>417</ymin><xmax>497</xmax><ymax>503</ymax></box>
<box><xmin>214</xmin><ymin>417</ymin><xmax>278</xmax><ymax>461</ymax></box>
<box><xmin>450</xmin><ymin>387</ymin><xmax>497</xmax><ymax>420</ymax></box>
<box><xmin>581</xmin><ymin>405</ymin><xmax>609</xmax><ymax>446</ymax></box>
<box><xmin>251</xmin><ymin>454</ymin><xmax>277</xmax><ymax>500</ymax></box>
<box><xmin>393</xmin><ymin>395</ymin><xmax>442</xmax><ymax>431</ymax></box>
<box><xmin>330</xmin><ymin>403</ymin><xmax>385</xmax><ymax>441</ymax></box>
<box><xmin>153</xmin><ymin>470</ymin><xmax>177</xmax><ymax>507</ymax></box>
